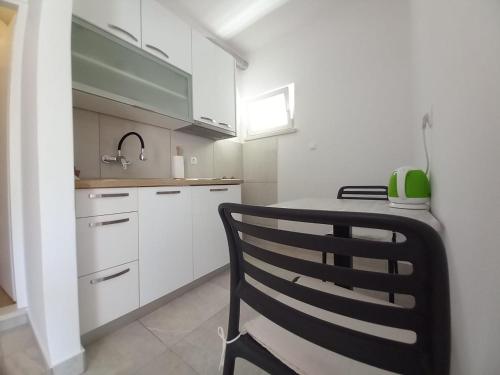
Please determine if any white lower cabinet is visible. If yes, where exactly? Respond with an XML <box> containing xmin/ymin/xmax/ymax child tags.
<box><xmin>192</xmin><ymin>185</ymin><xmax>241</xmax><ymax>278</ymax></box>
<box><xmin>76</xmin><ymin>212</ymin><xmax>138</xmax><ymax>277</ymax></box>
<box><xmin>79</xmin><ymin>261</ymin><xmax>139</xmax><ymax>334</ymax></box>
<box><xmin>138</xmin><ymin>187</ymin><xmax>193</xmax><ymax>306</ymax></box>
<box><xmin>76</xmin><ymin>184</ymin><xmax>241</xmax><ymax>334</ymax></box>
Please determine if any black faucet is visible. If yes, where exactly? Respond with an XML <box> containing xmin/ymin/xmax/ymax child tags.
<box><xmin>101</xmin><ymin>131</ymin><xmax>146</xmax><ymax>170</ymax></box>
<box><xmin>118</xmin><ymin>132</ymin><xmax>146</xmax><ymax>161</ymax></box>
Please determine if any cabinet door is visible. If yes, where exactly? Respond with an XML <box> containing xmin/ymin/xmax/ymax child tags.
<box><xmin>141</xmin><ymin>0</ymin><xmax>191</xmax><ymax>73</ymax></box>
<box><xmin>138</xmin><ymin>187</ymin><xmax>193</xmax><ymax>306</ymax></box>
<box><xmin>192</xmin><ymin>31</ymin><xmax>236</xmax><ymax>130</ymax></box>
<box><xmin>213</xmin><ymin>47</ymin><xmax>236</xmax><ymax>130</ymax></box>
<box><xmin>192</xmin><ymin>185</ymin><xmax>241</xmax><ymax>279</ymax></box>
<box><xmin>192</xmin><ymin>30</ymin><xmax>217</xmax><ymax>126</ymax></box>
<box><xmin>79</xmin><ymin>261</ymin><xmax>139</xmax><ymax>334</ymax></box>
<box><xmin>73</xmin><ymin>0</ymin><xmax>141</xmax><ymax>47</ymax></box>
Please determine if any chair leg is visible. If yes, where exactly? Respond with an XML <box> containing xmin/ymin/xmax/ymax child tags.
<box><xmin>223</xmin><ymin>350</ymin><xmax>236</xmax><ymax>375</ymax></box>
<box><xmin>388</xmin><ymin>260</ymin><xmax>395</xmax><ymax>303</ymax></box>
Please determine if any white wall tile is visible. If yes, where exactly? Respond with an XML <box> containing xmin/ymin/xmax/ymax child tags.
<box><xmin>100</xmin><ymin>115</ymin><xmax>171</xmax><ymax>178</ymax></box>
<box><xmin>214</xmin><ymin>140</ymin><xmax>243</xmax><ymax>179</ymax></box>
<box><xmin>73</xmin><ymin>109</ymin><xmax>100</xmax><ymax>178</ymax></box>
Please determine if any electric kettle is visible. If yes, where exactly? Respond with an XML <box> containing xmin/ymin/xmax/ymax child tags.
<box><xmin>388</xmin><ymin>167</ymin><xmax>431</xmax><ymax>209</ymax></box>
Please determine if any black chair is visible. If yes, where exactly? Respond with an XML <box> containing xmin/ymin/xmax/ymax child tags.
<box><xmin>219</xmin><ymin>203</ymin><xmax>450</xmax><ymax>375</ymax></box>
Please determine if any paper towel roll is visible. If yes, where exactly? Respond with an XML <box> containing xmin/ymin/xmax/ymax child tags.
<box><xmin>172</xmin><ymin>155</ymin><xmax>185</xmax><ymax>178</ymax></box>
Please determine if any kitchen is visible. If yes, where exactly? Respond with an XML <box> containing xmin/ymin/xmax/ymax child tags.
<box><xmin>0</xmin><ymin>0</ymin><xmax>499</xmax><ymax>374</ymax></box>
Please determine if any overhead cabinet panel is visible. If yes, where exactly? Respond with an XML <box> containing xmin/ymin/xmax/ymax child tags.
<box><xmin>185</xmin><ymin>31</ymin><xmax>236</xmax><ymax>139</ymax></box>
<box><xmin>73</xmin><ymin>0</ymin><xmax>142</xmax><ymax>47</ymax></box>
<box><xmin>141</xmin><ymin>0</ymin><xmax>192</xmax><ymax>73</ymax></box>
<box><xmin>71</xmin><ymin>19</ymin><xmax>192</xmax><ymax>126</ymax></box>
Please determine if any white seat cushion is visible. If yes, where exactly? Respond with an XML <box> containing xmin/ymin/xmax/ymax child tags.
<box><xmin>351</xmin><ymin>228</ymin><xmax>393</xmax><ymax>242</ymax></box>
<box><xmin>243</xmin><ymin>276</ymin><xmax>415</xmax><ymax>375</ymax></box>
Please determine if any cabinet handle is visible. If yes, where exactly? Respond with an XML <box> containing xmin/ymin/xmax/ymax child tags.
<box><xmin>90</xmin><ymin>268</ymin><xmax>130</xmax><ymax>285</ymax></box>
<box><xmin>218</xmin><ymin>122</ymin><xmax>231</xmax><ymax>128</ymax></box>
<box><xmin>210</xmin><ymin>188</ymin><xmax>229</xmax><ymax>192</ymax></box>
<box><xmin>200</xmin><ymin>116</ymin><xmax>216</xmax><ymax>123</ymax></box>
<box><xmin>88</xmin><ymin>193</ymin><xmax>129</xmax><ymax>199</ymax></box>
<box><xmin>89</xmin><ymin>218</ymin><xmax>130</xmax><ymax>228</ymax></box>
<box><xmin>108</xmin><ymin>24</ymin><xmax>138</xmax><ymax>42</ymax></box>
<box><xmin>156</xmin><ymin>190</ymin><xmax>181</xmax><ymax>195</ymax></box>
<box><xmin>145</xmin><ymin>44</ymin><xmax>170</xmax><ymax>59</ymax></box>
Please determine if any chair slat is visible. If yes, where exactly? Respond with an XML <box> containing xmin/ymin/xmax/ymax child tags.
<box><xmin>233</xmin><ymin>220</ymin><xmax>412</xmax><ymax>261</ymax></box>
<box><xmin>244</xmin><ymin>260</ymin><xmax>419</xmax><ymax>330</ymax></box>
<box><xmin>242</xmin><ymin>240</ymin><xmax>415</xmax><ymax>293</ymax></box>
<box><xmin>238</xmin><ymin>281</ymin><xmax>422</xmax><ymax>374</ymax></box>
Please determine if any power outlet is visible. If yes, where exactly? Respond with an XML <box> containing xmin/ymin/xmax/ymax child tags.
<box><xmin>190</xmin><ymin>156</ymin><xmax>198</xmax><ymax>165</ymax></box>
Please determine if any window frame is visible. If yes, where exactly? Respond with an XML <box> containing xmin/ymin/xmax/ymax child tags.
<box><xmin>243</xmin><ymin>84</ymin><xmax>296</xmax><ymax>141</ymax></box>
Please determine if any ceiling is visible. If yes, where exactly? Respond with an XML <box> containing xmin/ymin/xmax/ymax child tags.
<box><xmin>160</xmin><ymin>0</ymin><xmax>339</xmax><ymax>55</ymax></box>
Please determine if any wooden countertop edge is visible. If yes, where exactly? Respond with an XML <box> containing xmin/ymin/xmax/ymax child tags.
<box><xmin>75</xmin><ymin>179</ymin><xmax>244</xmax><ymax>189</ymax></box>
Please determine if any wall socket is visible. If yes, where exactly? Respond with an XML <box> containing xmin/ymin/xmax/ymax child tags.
<box><xmin>190</xmin><ymin>156</ymin><xmax>198</xmax><ymax>165</ymax></box>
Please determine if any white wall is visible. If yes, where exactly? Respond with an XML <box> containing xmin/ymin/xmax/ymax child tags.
<box><xmin>0</xmin><ymin>6</ymin><xmax>15</xmax><ymax>300</ymax></box>
<box><xmin>21</xmin><ymin>0</ymin><xmax>82</xmax><ymax>369</ymax></box>
<box><xmin>411</xmin><ymin>1</ymin><xmax>500</xmax><ymax>373</ymax></box>
<box><xmin>239</xmin><ymin>0</ymin><xmax>413</xmax><ymax>201</ymax></box>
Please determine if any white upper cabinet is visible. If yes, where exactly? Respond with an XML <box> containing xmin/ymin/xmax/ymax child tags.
<box><xmin>73</xmin><ymin>0</ymin><xmax>142</xmax><ymax>47</ymax></box>
<box><xmin>141</xmin><ymin>0</ymin><xmax>192</xmax><ymax>73</ymax></box>
<box><xmin>192</xmin><ymin>31</ymin><xmax>236</xmax><ymax>130</ymax></box>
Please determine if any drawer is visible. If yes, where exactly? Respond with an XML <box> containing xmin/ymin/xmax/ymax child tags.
<box><xmin>75</xmin><ymin>188</ymin><xmax>138</xmax><ymax>218</ymax></box>
<box><xmin>76</xmin><ymin>212</ymin><xmax>138</xmax><ymax>277</ymax></box>
<box><xmin>78</xmin><ymin>261</ymin><xmax>139</xmax><ymax>334</ymax></box>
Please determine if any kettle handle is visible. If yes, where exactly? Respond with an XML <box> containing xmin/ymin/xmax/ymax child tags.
<box><xmin>396</xmin><ymin>167</ymin><xmax>412</xmax><ymax>200</ymax></box>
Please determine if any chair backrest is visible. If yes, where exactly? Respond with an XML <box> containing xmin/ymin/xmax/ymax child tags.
<box><xmin>219</xmin><ymin>203</ymin><xmax>450</xmax><ymax>375</ymax></box>
<box><xmin>337</xmin><ymin>185</ymin><xmax>388</xmax><ymax>200</ymax></box>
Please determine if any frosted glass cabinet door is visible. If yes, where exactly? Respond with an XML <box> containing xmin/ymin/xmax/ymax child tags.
<box><xmin>73</xmin><ymin>0</ymin><xmax>141</xmax><ymax>47</ymax></box>
<box><xmin>141</xmin><ymin>0</ymin><xmax>192</xmax><ymax>73</ymax></box>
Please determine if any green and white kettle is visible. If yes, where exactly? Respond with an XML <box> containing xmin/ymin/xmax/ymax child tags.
<box><xmin>388</xmin><ymin>167</ymin><xmax>431</xmax><ymax>210</ymax></box>
<box><xmin>389</xmin><ymin>114</ymin><xmax>433</xmax><ymax>210</ymax></box>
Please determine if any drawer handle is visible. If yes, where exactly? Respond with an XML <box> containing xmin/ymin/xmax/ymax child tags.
<box><xmin>89</xmin><ymin>218</ymin><xmax>130</xmax><ymax>228</ymax></box>
<box><xmin>210</xmin><ymin>188</ymin><xmax>229</xmax><ymax>192</ymax></box>
<box><xmin>201</xmin><ymin>116</ymin><xmax>216</xmax><ymax>123</ymax></box>
<box><xmin>90</xmin><ymin>268</ymin><xmax>130</xmax><ymax>285</ymax></box>
<box><xmin>157</xmin><ymin>191</ymin><xmax>181</xmax><ymax>195</ymax></box>
<box><xmin>218</xmin><ymin>122</ymin><xmax>231</xmax><ymax>128</ymax></box>
<box><xmin>88</xmin><ymin>193</ymin><xmax>130</xmax><ymax>199</ymax></box>
<box><xmin>145</xmin><ymin>44</ymin><xmax>170</xmax><ymax>59</ymax></box>
<box><xmin>108</xmin><ymin>24</ymin><xmax>138</xmax><ymax>42</ymax></box>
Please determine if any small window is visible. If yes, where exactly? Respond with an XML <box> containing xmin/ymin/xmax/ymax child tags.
<box><xmin>243</xmin><ymin>84</ymin><xmax>295</xmax><ymax>140</ymax></box>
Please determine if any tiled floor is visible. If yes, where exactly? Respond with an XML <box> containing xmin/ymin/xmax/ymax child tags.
<box><xmin>0</xmin><ymin>244</ymin><xmax>406</xmax><ymax>374</ymax></box>
<box><xmin>83</xmin><ymin>269</ymin><xmax>267</xmax><ymax>375</ymax></box>
<box><xmin>0</xmin><ymin>323</ymin><xmax>47</xmax><ymax>374</ymax></box>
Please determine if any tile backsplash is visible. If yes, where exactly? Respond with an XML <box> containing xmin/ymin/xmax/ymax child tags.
<box><xmin>73</xmin><ymin>108</ymin><xmax>242</xmax><ymax>180</ymax></box>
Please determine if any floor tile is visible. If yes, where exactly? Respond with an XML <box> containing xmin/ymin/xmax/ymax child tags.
<box><xmin>131</xmin><ymin>349</ymin><xmax>198</xmax><ymax>375</ymax></box>
<box><xmin>171</xmin><ymin>305</ymin><xmax>260</xmax><ymax>375</ymax></box>
<box><xmin>140</xmin><ymin>281</ymin><xmax>229</xmax><ymax>347</ymax></box>
<box><xmin>0</xmin><ymin>324</ymin><xmax>39</xmax><ymax>358</ymax></box>
<box><xmin>0</xmin><ymin>345</ymin><xmax>47</xmax><ymax>375</ymax></box>
<box><xmin>83</xmin><ymin>321</ymin><xmax>166</xmax><ymax>375</ymax></box>
<box><xmin>209</xmin><ymin>270</ymin><xmax>230</xmax><ymax>291</ymax></box>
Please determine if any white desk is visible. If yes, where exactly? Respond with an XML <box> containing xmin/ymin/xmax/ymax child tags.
<box><xmin>271</xmin><ymin>198</ymin><xmax>441</xmax><ymax>232</ymax></box>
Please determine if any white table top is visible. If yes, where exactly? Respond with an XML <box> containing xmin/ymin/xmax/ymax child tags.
<box><xmin>271</xmin><ymin>198</ymin><xmax>441</xmax><ymax>232</ymax></box>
